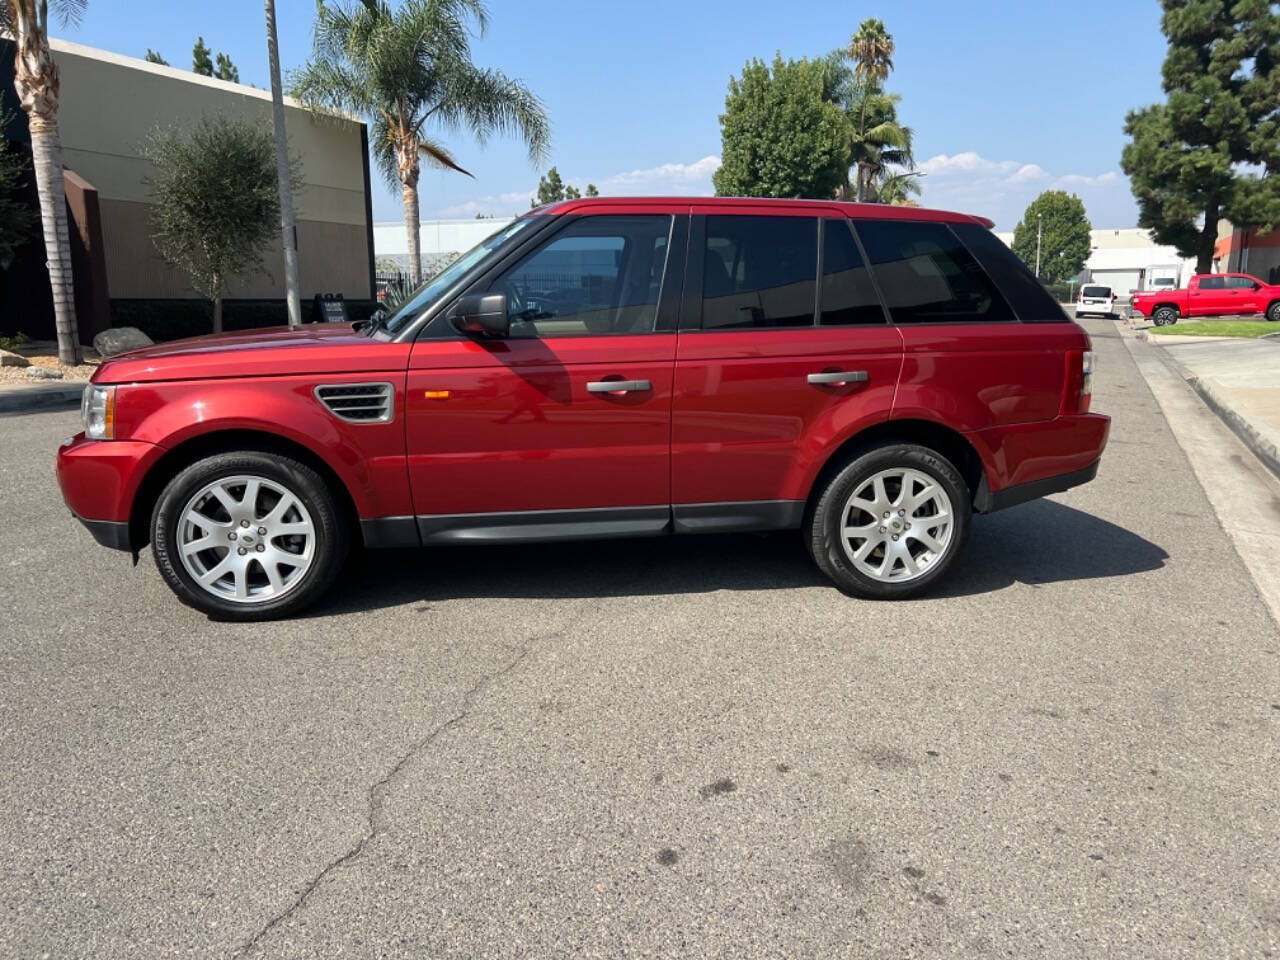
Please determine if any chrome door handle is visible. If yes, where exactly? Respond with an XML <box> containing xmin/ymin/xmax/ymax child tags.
<box><xmin>586</xmin><ymin>379</ymin><xmax>651</xmax><ymax>394</ymax></box>
<box><xmin>807</xmin><ymin>370</ymin><xmax>869</xmax><ymax>385</ymax></box>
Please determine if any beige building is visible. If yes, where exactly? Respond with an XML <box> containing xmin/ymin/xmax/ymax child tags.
<box><xmin>1</xmin><ymin>37</ymin><xmax>373</xmax><ymax>340</ymax></box>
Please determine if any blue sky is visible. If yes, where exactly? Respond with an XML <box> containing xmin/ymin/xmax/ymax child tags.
<box><xmin>63</xmin><ymin>0</ymin><xmax>1169</xmax><ymax>230</ymax></box>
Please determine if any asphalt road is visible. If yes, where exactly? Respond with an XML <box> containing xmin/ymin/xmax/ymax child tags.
<box><xmin>2</xmin><ymin>317</ymin><xmax>1277</xmax><ymax>959</ymax></box>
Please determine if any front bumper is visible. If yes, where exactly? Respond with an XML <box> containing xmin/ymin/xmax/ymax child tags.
<box><xmin>56</xmin><ymin>433</ymin><xmax>163</xmax><ymax>550</ymax></box>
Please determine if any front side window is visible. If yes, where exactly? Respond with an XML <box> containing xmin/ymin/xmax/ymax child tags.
<box><xmin>1225</xmin><ymin>276</ymin><xmax>1256</xmax><ymax>289</ymax></box>
<box><xmin>855</xmin><ymin>220</ymin><xmax>1016</xmax><ymax>324</ymax></box>
<box><xmin>821</xmin><ymin>219</ymin><xmax>885</xmax><ymax>325</ymax></box>
<box><xmin>492</xmin><ymin>215</ymin><xmax>672</xmax><ymax>337</ymax></box>
<box><xmin>702</xmin><ymin>216</ymin><xmax>817</xmax><ymax>329</ymax></box>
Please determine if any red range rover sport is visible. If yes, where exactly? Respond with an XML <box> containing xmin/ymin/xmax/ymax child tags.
<box><xmin>57</xmin><ymin>197</ymin><xmax>1110</xmax><ymax>619</ymax></box>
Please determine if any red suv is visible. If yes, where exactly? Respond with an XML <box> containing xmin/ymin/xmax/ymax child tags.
<box><xmin>57</xmin><ymin>198</ymin><xmax>1109</xmax><ymax>619</ymax></box>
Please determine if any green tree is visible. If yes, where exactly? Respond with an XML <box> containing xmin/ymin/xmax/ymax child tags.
<box><xmin>713</xmin><ymin>53</ymin><xmax>851</xmax><ymax>199</ymax></box>
<box><xmin>564</xmin><ymin>183</ymin><xmax>580</xmax><ymax>200</ymax></box>
<box><xmin>2</xmin><ymin>0</ymin><xmax>87</xmax><ymax>363</ymax></box>
<box><xmin>1011</xmin><ymin>190</ymin><xmax>1092</xmax><ymax>283</ymax></box>
<box><xmin>192</xmin><ymin>36</ymin><xmax>213</xmax><ymax>75</ymax></box>
<box><xmin>822</xmin><ymin>52</ymin><xmax>915</xmax><ymax>203</ymax></box>
<box><xmin>1121</xmin><ymin>1</ymin><xmax>1280</xmax><ymax>273</ymax></box>
<box><xmin>144</xmin><ymin>115</ymin><xmax>301</xmax><ymax>333</ymax></box>
<box><xmin>293</xmin><ymin>0</ymin><xmax>549</xmax><ymax>285</ymax></box>
<box><xmin>533</xmin><ymin>165</ymin><xmax>565</xmax><ymax>206</ymax></box>
<box><xmin>585</xmin><ymin>183</ymin><xmax>598</xmax><ymax>197</ymax></box>
<box><xmin>145</xmin><ymin>48</ymin><xmax>168</xmax><ymax>65</ymax></box>
<box><xmin>213</xmin><ymin>52</ymin><xmax>239</xmax><ymax>83</ymax></box>
<box><xmin>849</xmin><ymin>17</ymin><xmax>893</xmax><ymax>84</ymax></box>
<box><xmin>0</xmin><ymin>112</ymin><xmax>36</xmax><ymax>268</ymax></box>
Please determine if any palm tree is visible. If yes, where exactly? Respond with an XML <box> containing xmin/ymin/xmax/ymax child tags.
<box><xmin>849</xmin><ymin>18</ymin><xmax>894</xmax><ymax>85</ymax></box>
<box><xmin>264</xmin><ymin>0</ymin><xmax>301</xmax><ymax>326</ymax></box>
<box><xmin>873</xmin><ymin>170</ymin><xmax>923</xmax><ymax>206</ymax></box>
<box><xmin>822</xmin><ymin>54</ymin><xmax>916</xmax><ymax>203</ymax></box>
<box><xmin>3</xmin><ymin>0</ymin><xmax>85</xmax><ymax>364</ymax></box>
<box><xmin>293</xmin><ymin>0</ymin><xmax>549</xmax><ymax>285</ymax></box>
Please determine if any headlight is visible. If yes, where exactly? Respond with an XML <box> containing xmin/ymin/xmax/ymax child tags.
<box><xmin>82</xmin><ymin>384</ymin><xmax>115</xmax><ymax>440</ymax></box>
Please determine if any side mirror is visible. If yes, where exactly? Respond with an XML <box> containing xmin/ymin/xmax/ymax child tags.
<box><xmin>448</xmin><ymin>291</ymin><xmax>509</xmax><ymax>338</ymax></box>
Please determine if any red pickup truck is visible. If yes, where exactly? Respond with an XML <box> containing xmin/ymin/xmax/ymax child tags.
<box><xmin>1131</xmin><ymin>273</ymin><xmax>1280</xmax><ymax>326</ymax></box>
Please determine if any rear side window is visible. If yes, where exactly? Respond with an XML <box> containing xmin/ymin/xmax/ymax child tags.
<box><xmin>951</xmin><ymin>222</ymin><xmax>1067</xmax><ymax>323</ymax></box>
<box><xmin>821</xmin><ymin>219</ymin><xmax>885</xmax><ymax>325</ymax></box>
<box><xmin>855</xmin><ymin>220</ymin><xmax>1016</xmax><ymax>324</ymax></box>
<box><xmin>1198</xmin><ymin>276</ymin><xmax>1225</xmax><ymax>290</ymax></box>
<box><xmin>702</xmin><ymin>216</ymin><xmax>817</xmax><ymax>328</ymax></box>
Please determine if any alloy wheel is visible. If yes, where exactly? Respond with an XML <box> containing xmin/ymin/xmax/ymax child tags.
<box><xmin>177</xmin><ymin>474</ymin><xmax>316</xmax><ymax>604</ymax></box>
<box><xmin>838</xmin><ymin>467</ymin><xmax>954</xmax><ymax>583</ymax></box>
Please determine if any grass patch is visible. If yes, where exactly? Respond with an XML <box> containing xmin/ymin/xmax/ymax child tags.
<box><xmin>1148</xmin><ymin>319</ymin><xmax>1279</xmax><ymax>338</ymax></box>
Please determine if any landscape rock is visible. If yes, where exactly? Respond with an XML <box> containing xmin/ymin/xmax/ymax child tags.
<box><xmin>0</xmin><ymin>349</ymin><xmax>30</xmax><ymax>368</ymax></box>
<box><xmin>92</xmin><ymin>327</ymin><xmax>153</xmax><ymax>357</ymax></box>
<box><xmin>26</xmin><ymin>366</ymin><xmax>64</xmax><ymax>380</ymax></box>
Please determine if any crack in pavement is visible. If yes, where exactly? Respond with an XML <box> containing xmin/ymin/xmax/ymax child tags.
<box><xmin>232</xmin><ymin>642</ymin><xmax>535</xmax><ymax>958</ymax></box>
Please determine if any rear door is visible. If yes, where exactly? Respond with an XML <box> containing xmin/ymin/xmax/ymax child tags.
<box><xmin>405</xmin><ymin>210</ymin><xmax>685</xmax><ymax>539</ymax></box>
<box><xmin>1189</xmin><ymin>275</ymin><xmax>1227</xmax><ymax>315</ymax></box>
<box><xmin>670</xmin><ymin>210</ymin><xmax>902</xmax><ymax>530</ymax></box>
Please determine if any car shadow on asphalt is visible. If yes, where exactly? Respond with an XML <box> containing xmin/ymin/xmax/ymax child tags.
<box><xmin>305</xmin><ymin>500</ymin><xmax>1167</xmax><ymax>617</ymax></box>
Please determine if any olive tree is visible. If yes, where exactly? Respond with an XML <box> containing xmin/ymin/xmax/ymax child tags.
<box><xmin>144</xmin><ymin>115</ymin><xmax>301</xmax><ymax>333</ymax></box>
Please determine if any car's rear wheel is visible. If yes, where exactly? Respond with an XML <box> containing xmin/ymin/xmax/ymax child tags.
<box><xmin>807</xmin><ymin>443</ymin><xmax>971</xmax><ymax>600</ymax></box>
<box><xmin>151</xmin><ymin>451</ymin><xmax>348</xmax><ymax>620</ymax></box>
<box><xmin>1267</xmin><ymin>300</ymin><xmax>1280</xmax><ymax>322</ymax></box>
<box><xmin>1153</xmin><ymin>306</ymin><xmax>1179</xmax><ymax>326</ymax></box>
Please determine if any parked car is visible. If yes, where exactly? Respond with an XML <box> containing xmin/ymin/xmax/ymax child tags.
<box><xmin>1076</xmin><ymin>283</ymin><xmax>1118</xmax><ymax>318</ymax></box>
<box><xmin>1131</xmin><ymin>273</ymin><xmax>1280</xmax><ymax>326</ymax></box>
<box><xmin>57</xmin><ymin>197</ymin><xmax>1110</xmax><ymax>620</ymax></box>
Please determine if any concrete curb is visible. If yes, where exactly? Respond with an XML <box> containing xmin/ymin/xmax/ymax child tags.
<box><xmin>0</xmin><ymin>384</ymin><xmax>84</xmax><ymax>415</ymax></box>
<box><xmin>1141</xmin><ymin>332</ymin><xmax>1280</xmax><ymax>483</ymax></box>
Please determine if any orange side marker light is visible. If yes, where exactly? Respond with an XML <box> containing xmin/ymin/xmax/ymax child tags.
<box><xmin>424</xmin><ymin>390</ymin><xmax>450</xmax><ymax>400</ymax></box>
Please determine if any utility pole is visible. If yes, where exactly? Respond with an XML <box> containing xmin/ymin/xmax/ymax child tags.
<box><xmin>265</xmin><ymin>0</ymin><xmax>301</xmax><ymax>327</ymax></box>
<box><xmin>1035</xmin><ymin>213</ymin><xmax>1043</xmax><ymax>279</ymax></box>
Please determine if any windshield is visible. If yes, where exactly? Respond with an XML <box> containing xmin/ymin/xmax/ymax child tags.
<box><xmin>382</xmin><ymin>217</ymin><xmax>541</xmax><ymax>335</ymax></box>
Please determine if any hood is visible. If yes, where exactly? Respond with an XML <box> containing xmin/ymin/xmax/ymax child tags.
<box><xmin>93</xmin><ymin>325</ymin><xmax>409</xmax><ymax>384</ymax></box>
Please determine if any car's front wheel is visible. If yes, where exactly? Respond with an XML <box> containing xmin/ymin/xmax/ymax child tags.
<box><xmin>807</xmin><ymin>443</ymin><xmax>972</xmax><ymax>600</ymax></box>
<box><xmin>151</xmin><ymin>451</ymin><xmax>349</xmax><ymax>620</ymax></box>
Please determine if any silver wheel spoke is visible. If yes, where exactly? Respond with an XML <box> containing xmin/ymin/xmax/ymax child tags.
<box><xmin>198</xmin><ymin>555</ymin><xmax>235</xmax><ymax>585</ymax></box>
<box><xmin>232</xmin><ymin>561</ymin><xmax>249</xmax><ymax>600</ymax></box>
<box><xmin>261</xmin><ymin>558</ymin><xmax>285</xmax><ymax>593</ymax></box>
<box><xmin>210</xmin><ymin>485</ymin><xmax>238</xmax><ymax>516</ymax></box>
<box><xmin>182</xmin><ymin>536</ymin><xmax>221</xmax><ymax>556</ymax></box>
<box><xmin>262</xmin><ymin>492</ymin><xmax>297</xmax><ymax>526</ymax></box>
<box><xmin>241</xmin><ymin>479</ymin><xmax>262</xmax><ymax>518</ymax></box>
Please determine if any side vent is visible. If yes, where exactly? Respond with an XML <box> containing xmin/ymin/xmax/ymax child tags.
<box><xmin>314</xmin><ymin>382</ymin><xmax>394</xmax><ymax>423</ymax></box>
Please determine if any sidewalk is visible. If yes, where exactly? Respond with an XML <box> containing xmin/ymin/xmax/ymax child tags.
<box><xmin>0</xmin><ymin>381</ymin><xmax>84</xmax><ymax>415</ymax></box>
<box><xmin>1134</xmin><ymin>325</ymin><xmax>1280</xmax><ymax>480</ymax></box>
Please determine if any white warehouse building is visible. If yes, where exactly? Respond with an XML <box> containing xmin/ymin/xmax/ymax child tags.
<box><xmin>374</xmin><ymin>217</ymin><xmax>514</xmax><ymax>275</ymax></box>
<box><xmin>996</xmin><ymin>227</ymin><xmax>1197</xmax><ymax>297</ymax></box>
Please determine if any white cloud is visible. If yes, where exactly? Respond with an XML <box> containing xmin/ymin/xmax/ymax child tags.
<box><xmin>435</xmin><ymin>189</ymin><xmax>534</xmax><ymax>219</ymax></box>
<box><xmin>916</xmin><ymin>151</ymin><xmax>1133</xmax><ymax>229</ymax></box>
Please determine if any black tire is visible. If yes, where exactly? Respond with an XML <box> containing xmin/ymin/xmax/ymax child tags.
<box><xmin>151</xmin><ymin>451</ymin><xmax>349</xmax><ymax>620</ymax></box>
<box><xmin>1267</xmin><ymin>301</ymin><xmax>1280</xmax><ymax>323</ymax></box>
<box><xmin>806</xmin><ymin>443</ymin><xmax>972</xmax><ymax>600</ymax></box>
<box><xmin>1153</xmin><ymin>306</ymin><xmax>1179</xmax><ymax>326</ymax></box>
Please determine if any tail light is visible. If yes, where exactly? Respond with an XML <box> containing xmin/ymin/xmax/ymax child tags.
<box><xmin>1063</xmin><ymin>349</ymin><xmax>1093</xmax><ymax>414</ymax></box>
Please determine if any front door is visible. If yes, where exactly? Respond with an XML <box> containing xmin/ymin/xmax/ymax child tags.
<box><xmin>405</xmin><ymin>211</ymin><xmax>684</xmax><ymax>541</ymax></box>
<box><xmin>671</xmin><ymin>212</ymin><xmax>903</xmax><ymax>531</ymax></box>
<box><xmin>1224</xmin><ymin>275</ymin><xmax>1260</xmax><ymax>314</ymax></box>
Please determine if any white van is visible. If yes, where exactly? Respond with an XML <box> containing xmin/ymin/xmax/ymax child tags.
<box><xmin>1076</xmin><ymin>283</ymin><xmax>1117</xmax><ymax>318</ymax></box>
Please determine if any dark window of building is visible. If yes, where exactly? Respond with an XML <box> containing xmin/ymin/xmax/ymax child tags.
<box><xmin>702</xmin><ymin>216</ymin><xmax>817</xmax><ymax>329</ymax></box>
<box><xmin>820</xmin><ymin>219</ymin><xmax>885</xmax><ymax>325</ymax></box>
<box><xmin>855</xmin><ymin>219</ymin><xmax>1017</xmax><ymax>324</ymax></box>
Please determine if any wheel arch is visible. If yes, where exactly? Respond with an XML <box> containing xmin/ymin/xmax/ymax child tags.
<box><xmin>128</xmin><ymin>429</ymin><xmax>360</xmax><ymax>552</ymax></box>
<box><xmin>803</xmin><ymin>418</ymin><xmax>988</xmax><ymax>518</ymax></box>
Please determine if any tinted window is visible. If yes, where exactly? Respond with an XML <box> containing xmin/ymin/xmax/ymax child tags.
<box><xmin>855</xmin><ymin>220</ymin><xmax>1016</xmax><ymax>324</ymax></box>
<box><xmin>821</xmin><ymin>219</ymin><xmax>885</xmax><ymax>325</ymax></box>
<box><xmin>949</xmin><ymin>222</ymin><xmax>1065</xmax><ymax>323</ymax></box>
<box><xmin>702</xmin><ymin>216</ymin><xmax>817</xmax><ymax>329</ymax></box>
<box><xmin>1225</xmin><ymin>276</ymin><xmax>1256</xmax><ymax>289</ymax></box>
<box><xmin>494</xmin><ymin>215</ymin><xmax>672</xmax><ymax>337</ymax></box>
<box><xmin>1198</xmin><ymin>276</ymin><xmax>1225</xmax><ymax>290</ymax></box>
<box><xmin>1081</xmin><ymin>286</ymin><xmax>1111</xmax><ymax>298</ymax></box>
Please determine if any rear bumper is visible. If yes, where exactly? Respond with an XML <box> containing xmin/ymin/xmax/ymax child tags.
<box><xmin>970</xmin><ymin>412</ymin><xmax>1110</xmax><ymax>513</ymax></box>
<box><xmin>979</xmin><ymin>460</ymin><xmax>1099</xmax><ymax>513</ymax></box>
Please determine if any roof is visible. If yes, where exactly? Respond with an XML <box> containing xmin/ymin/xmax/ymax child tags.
<box><xmin>533</xmin><ymin>195</ymin><xmax>996</xmax><ymax>228</ymax></box>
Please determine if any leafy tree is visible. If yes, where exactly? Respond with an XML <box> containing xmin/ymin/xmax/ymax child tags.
<box><xmin>214</xmin><ymin>52</ymin><xmax>239</xmax><ymax>83</ymax></box>
<box><xmin>585</xmin><ymin>183</ymin><xmax>598</xmax><ymax>197</ymax></box>
<box><xmin>1</xmin><ymin>0</ymin><xmax>87</xmax><ymax>363</ymax></box>
<box><xmin>533</xmin><ymin>165</ymin><xmax>565</xmax><ymax>206</ymax></box>
<box><xmin>144</xmin><ymin>115</ymin><xmax>301</xmax><ymax>333</ymax></box>
<box><xmin>293</xmin><ymin>0</ymin><xmax>549</xmax><ymax>285</ymax></box>
<box><xmin>0</xmin><ymin>112</ymin><xmax>36</xmax><ymax>268</ymax></box>
<box><xmin>1011</xmin><ymin>190</ymin><xmax>1092</xmax><ymax>283</ymax></box>
<box><xmin>145</xmin><ymin>48</ymin><xmax>168</xmax><ymax>65</ymax></box>
<box><xmin>564</xmin><ymin>183</ymin><xmax>580</xmax><ymax>200</ymax></box>
<box><xmin>1121</xmin><ymin>1</ymin><xmax>1280</xmax><ymax>273</ymax></box>
<box><xmin>713</xmin><ymin>53</ymin><xmax>851</xmax><ymax>199</ymax></box>
<box><xmin>192</xmin><ymin>36</ymin><xmax>213</xmax><ymax>76</ymax></box>
<box><xmin>849</xmin><ymin>17</ymin><xmax>893</xmax><ymax>84</ymax></box>
<box><xmin>822</xmin><ymin>51</ymin><xmax>914</xmax><ymax>203</ymax></box>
